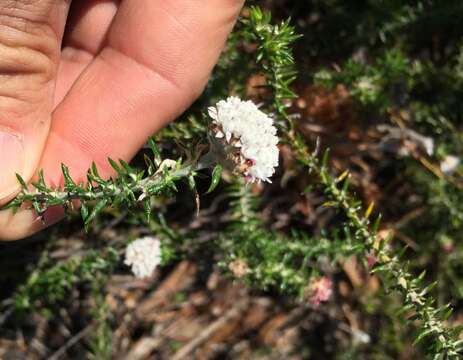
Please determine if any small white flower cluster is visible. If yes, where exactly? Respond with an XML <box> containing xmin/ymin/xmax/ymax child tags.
<box><xmin>208</xmin><ymin>97</ymin><xmax>279</xmax><ymax>183</ymax></box>
<box><xmin>124</xmin><ymin>236</ymin><xmax>162</xmax><ymax>278</ymax></box>
<box><xmin>440</xmin><ymin>155</ymin><xmax>460</xmax><ymax>175</ymax></box>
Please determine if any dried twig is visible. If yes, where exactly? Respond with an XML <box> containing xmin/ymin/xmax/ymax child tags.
<box><xmin>172</xmin><ymin>298</ymin><xmax>250</xmax><ymax>360</ymax></box>
<box><xmin>48</xmin><ymin>324</ymin><xmax>94</xmax><ymax>360</ymax></box>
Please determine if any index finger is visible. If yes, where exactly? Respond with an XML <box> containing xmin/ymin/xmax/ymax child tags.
<box><xmin>42</xmin><ymin>0</ymin><xmax>244</xmax><ymax>184</ymax></box>
<box><xmin>0</xmin><ymin>0</ymin><xmax>244</xmax><ymax>239</ymax></box>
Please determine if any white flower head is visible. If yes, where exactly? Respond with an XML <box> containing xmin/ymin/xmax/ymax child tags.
<box><xmin>440</xmin><ymin>155</ymin><xmax>460</xmax><ymax>175</ymax></box>
<box><xmin>208</xmin><ymin>97</ymin><xmax>279</xmax><ymax>183</ymax></box>
<box><xmin>124</xmin><ymin>236</ymin><xmax>162</xmax><ymax>278</ymax></box>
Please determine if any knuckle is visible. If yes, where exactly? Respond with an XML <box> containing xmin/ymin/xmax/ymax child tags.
<box><xmin>0</xmin><ymin>5</ymin><xmax>59</xmax><ymax>113</ymax></box>
<box><xmin>0</xmin><ymin>3</ymin><xmax>59</xmax><ymax>84</ymax></box>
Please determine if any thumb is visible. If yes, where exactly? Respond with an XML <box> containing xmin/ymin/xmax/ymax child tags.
<box><xmin>0</xmin><ymin>0</ymin><xmax>70</xmax><ymax>201</ymax></box>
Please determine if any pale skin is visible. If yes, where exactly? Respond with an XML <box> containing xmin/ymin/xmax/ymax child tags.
<box><xmin>0</xmin><ymin>0</ymin><xmax>245</xmax><ymax>240</ymax></box>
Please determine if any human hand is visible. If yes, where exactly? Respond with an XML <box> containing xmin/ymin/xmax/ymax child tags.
<box><xmin>0</xmin><ymin>0</ymin><xmax>244</xmax><ymax>240</ymax></box>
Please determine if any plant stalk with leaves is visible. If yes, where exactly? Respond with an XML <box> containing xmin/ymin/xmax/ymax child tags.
<box><xmin>244</xmin><ymin>6</ymin><xmax>462</xmax><ymax>359</ymax></box>
<box><xmin>3</xmin><ymin>138</ymin><xmax>223</xmax><ymax>231</ymax></box>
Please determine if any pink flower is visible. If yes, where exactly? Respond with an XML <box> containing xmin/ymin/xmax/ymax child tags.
<box><xmin>308</xmin><ymin>277</ymin><xmax>333</xmax><ymax>306</ymax></box>
<box><xmin>366</xmin><ymin>251</ymin><xmax>377</xmax><ymax>268</ymax></box>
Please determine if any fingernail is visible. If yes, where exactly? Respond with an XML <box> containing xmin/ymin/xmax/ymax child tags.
<box><xmin>0</xmin><ymin>129</ymin><xmax>25</xmax><ymax>198</ymax></box>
